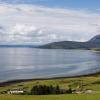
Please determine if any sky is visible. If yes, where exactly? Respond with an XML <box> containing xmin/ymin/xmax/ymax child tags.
<box><xmin>0</xmin><ymin>0</ymin><xmax>100</xmax><ymax>45</ymax></box>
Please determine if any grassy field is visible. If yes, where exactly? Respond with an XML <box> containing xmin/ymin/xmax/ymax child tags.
<box><xmin>0</xmin><ymin>94</ymin><xmax>100</xmax><ymax>100</ymax></box>
<box><xmin>0</xmin><ymin>76</ymin><xmax>100</xmax><ymax>92</ymax></box>
<box><xmin>0</xmin><ymin>75</ymin><xmax>100</xmax><ymax>100</ymax></box>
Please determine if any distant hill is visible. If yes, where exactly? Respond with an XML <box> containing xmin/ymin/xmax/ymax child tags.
<box><xmin>0</xmin><ymin>45</ymin><xmax>38</xmax><ymax>48</ymax></box>
<box><xmin>39</xmin><ymin>34</ymin><xmax>100</xmax><ymax>49</ymax></box>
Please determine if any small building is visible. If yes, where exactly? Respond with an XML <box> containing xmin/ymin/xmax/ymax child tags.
<box><xmin>74</xmin><ymin>91</ymin><xmax>84</xmax><ymax>94</ymax></box>
<box><xmin>7</xmin><ymin>88</ymin><xmax>24</xmax><ymax>94</ymax></box>
<box><xmin>85</xmin><ymin>90</ymin><xmax>93</xmax><ymax>94</ymax></box>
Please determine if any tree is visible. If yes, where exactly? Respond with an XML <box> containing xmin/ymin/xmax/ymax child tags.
<box><xmin>55</xmin><ymin>85</ymin><xmax>60</xmax><ymax>94</ymax></box>
<box><xmin>67</xmin><ymin>85</ymin><xmax>72</xmax><ymax>93</ymax></box>
<box><xmin>31</xmin><ymin>85</ymin><xmax>61</xmax><ymax>95</ymax></box>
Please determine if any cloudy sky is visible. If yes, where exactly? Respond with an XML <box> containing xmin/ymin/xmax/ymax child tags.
<box><xmin>0</xmin><ymin>0</ymin><xmax>100</xmax><ymax>45</ymax></box>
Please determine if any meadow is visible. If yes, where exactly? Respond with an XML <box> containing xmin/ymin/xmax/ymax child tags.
<box><xmin>0</xmin><ymin>94</ymin><xmax>100</xmax><ymax>100</ymax></box>
<box><xmin>0</xmin><ymin>74</ymin><xmax>100</xmax><ymax>100</ymax></box>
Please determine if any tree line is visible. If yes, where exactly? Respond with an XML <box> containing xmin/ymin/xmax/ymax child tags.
<box><xmin>31</xmin><ymin>85</ymin><xmax>72</xmax><ymax>95</ymax></box>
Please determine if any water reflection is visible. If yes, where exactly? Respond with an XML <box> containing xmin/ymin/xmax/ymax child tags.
<box><xmin>0</xmin><ymin>48</ymin><xmax>100</xmax><ymax>82</ymax></box>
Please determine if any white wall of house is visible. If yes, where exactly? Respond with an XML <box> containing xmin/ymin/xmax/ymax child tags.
<box><xmin>8</xmin><ymin>90</ymin><xmax>24</xmax><ymax>94</ymax></box>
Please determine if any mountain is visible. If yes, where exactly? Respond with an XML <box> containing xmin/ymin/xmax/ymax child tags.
<box><xmin>39</xmin><ymin>35</ymin><xmax>100</xmax><ymax>49</ymax></box>
<box><xmin>85</xmin><ymin>34</ymin><xmax>100</xmax><ymax>48</ymax></box>
<box><xmin>39</xmin><ymin>41</ymin><xmax>86</xmax><ymax>49</ymax></box>
<box><xmin>0</xmin><ymin>45</ymin><xmax>38</xmax><ymax>48</ymax></box>
<box><xmin>89</xmin><ymin>34</ymin><xmax>100</xmax><ymax>43</ymax></box>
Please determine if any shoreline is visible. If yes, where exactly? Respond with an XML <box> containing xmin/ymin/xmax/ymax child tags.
<box><xmin>0</xmin><ymin>71</ymin><xmax>100</xmax><ymax>87</ymax></box>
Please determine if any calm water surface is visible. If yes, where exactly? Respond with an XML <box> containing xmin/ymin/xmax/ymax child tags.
<box><xmin>0</xmin><ymin>48</ymin><xmax>100</xmax><ymax>82</ymax></box>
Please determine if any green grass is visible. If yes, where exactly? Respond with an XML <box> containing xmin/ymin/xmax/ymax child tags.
<box><xmin>0</xmin><ymin>94</ymin><xmax>100</xmax><ymax>100</ymax></box>
<box><xmin>1</xmin><ymin>76</ymin><xmax>100</xmax><ymax>92</ymax></box>
<box><xmin>0</xmin><ymin>75</ymin><xmax>100</xmax><ymax>100</ymax></box>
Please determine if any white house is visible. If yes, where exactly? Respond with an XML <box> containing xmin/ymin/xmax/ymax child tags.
<box><xmin>8</xmin><ymin>88</ymin><xmax>24</xmax><ymax>94</ymax></box>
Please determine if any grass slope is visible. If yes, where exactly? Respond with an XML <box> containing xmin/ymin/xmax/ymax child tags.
<box><xmin>0</xmin><ymin>94</ymin><xmax>100</xmax><ymax>100</ymax></box>
<box><xmin>0</xmin><ymin>75</ymin><xmax>100</xmax><ymax>100</ymax></box>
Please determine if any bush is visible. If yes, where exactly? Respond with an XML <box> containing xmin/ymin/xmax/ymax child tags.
<box><xmin>31</xmin><ymin>85</ymin><xmax>61</xmax><ymax>95</ymax></box>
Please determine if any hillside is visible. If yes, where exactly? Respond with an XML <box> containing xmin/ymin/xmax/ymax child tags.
<box><xmin>39</xmin><ymin>35</ymin><xmax>100</xmax><ymax>49</ymax></box>
<box><xmin>0</xmin><ymin>73</ymin><xmax>100</xmax><ymax>100</ymax></box>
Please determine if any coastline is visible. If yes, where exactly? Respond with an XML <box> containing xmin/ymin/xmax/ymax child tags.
<box><xmin>0</xmin><ymin>71</ymin><xmax>100</xmax><ymax>87</ymax></box>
